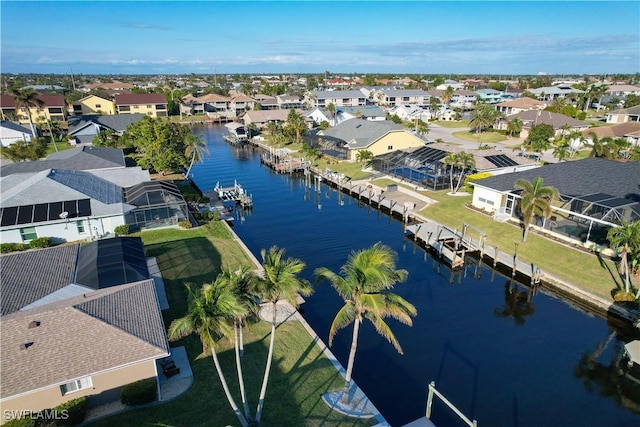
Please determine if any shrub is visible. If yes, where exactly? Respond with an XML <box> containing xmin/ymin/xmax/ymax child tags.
<box><xmin>28</xmin><ymin>237</ymin><xmax>52</xmax><ymax>249</ymax></box>
<box><xmin>178</xmin><ymin>220</ymin><xmax>193</xmax><ymax>229</ymax></box>
<box><xmin>114</xmin><ymin>224</ymin><xmax>130</xmax><ymax>236</ymax></box>
<box><xmin>54</xmin><ymin>397</ymin><xmax>87</xmax><ymax>426</ymax></box>
<box><xmin>464</xmin><ymin>172</ymin><xmax>494</xmax><ymax>193</ymax></box>
<box><xmin>120</xmin><ymin>378</ymin><xmax>157</xmax><ymax>406</ymax></box>
<box><xmin>3</xmin><ymin>417</ymin><xmax>36</xmax><ymax>427</ymax></box>
<box><xmin>1</xmin><ymin>242</ymin><xmax>28</xmax><ymax>253</ymax></box>
<box><xmin>613</xmin><ymin>290</ymin><xmax>637</xmax><ymax>302</ymax></box>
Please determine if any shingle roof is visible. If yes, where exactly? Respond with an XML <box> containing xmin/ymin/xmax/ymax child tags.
<box><xmin>610</xmin><ymin>105</ymin><xmax>640</xmax><ymax>115</ymax></box>
<box><xmin>495</xmin><ymin>97</ymin><xmax>545</xmax><ymax>108</ymax></box>
<box><xmin>320</xmin><ymin>119</ymin><xmax>404</xmax><ymax>148</ymax></box>
<box><xmin>0</xmin><ymin>120</ymin><xmax>33</xmax><ymax>136</ymax></box>
<box><xmin>508</xmin><ymin>110</ymin><xmax>589</xmax><ymax>129</ymax></box>
<box><xmin>1</xmin><ymin>147</ymin><xmax>125</xmax><ymax>177</ymax></box>
<box><xmin>581</xmin><ymin>122</ymin><xmax>640</xmax><ymax>139</ymax></box>
<box><xmin>67</xmin><ymin>114</ymin><xmax>145</xmax><ymax>134</ymax></box>
<box><xmin>0</xmin><ymin>280</ymin><xmax>168</xmax><ymax>399</ymax></box>
<box><xmin>310</xmin><ymin>90</ymin><xmax>366</xmax><ymax>100</ymax></box>
<box><xmin>115</xmin><ymin>93</ymin><xmax>167</xmax><ymax>105</ymax></box>
<box><xmin>0</xmin><ymin>245</ymin><xmax>80</xmax><ymax>316</ymax></box>
<box><xmin>472</xmin><ymin>158</ymin><xmax>640</xmax><ymax>201</ymax></box>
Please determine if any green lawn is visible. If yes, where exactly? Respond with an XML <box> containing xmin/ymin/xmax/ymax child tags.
<box><xmin>45</xmin><ymin>141</ymin><xmax>74</xmax><ymax>156</ymax></box>
<box><xmin>451</xmin><ymin>130</ymin><xmax>508</xmax><ymax>144</ymax></box>
<box><xmin>89</xmin><ymin>224</ymin><xmax>375</xmax><ymax>427</ymax></box>
<box><xmin>370</xmin><ymin>180</ymin><xmax>624</xmax><ymax>299</ymax></box>
<box><xmin>433</xmin><ymin>120</ymin><xmax>470</xmax><ymax>128</ymax></box>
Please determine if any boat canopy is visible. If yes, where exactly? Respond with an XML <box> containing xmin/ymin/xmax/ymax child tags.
<box><xmin>624</xmin><ymin>340</ymin><xmax>640</xmax><ymax>365</ymax></box>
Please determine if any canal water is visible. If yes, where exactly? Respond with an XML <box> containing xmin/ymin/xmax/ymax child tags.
<box><xmin>189</xmin><ymin>124</ymin><xmax>640</xmax><ymax>427</ymax></box>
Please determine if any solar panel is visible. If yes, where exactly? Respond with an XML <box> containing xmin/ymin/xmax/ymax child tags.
<box><xmin>485</xmin><ymin>154</ymin><xmax>519</xmax><ymax>168</ymax></box>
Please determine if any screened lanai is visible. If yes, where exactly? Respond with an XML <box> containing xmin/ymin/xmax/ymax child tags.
<box><xmin>306</xmin><ymin>131</ymin><xmax>348</xmax><ymax>160</ymax></box>
<box><xmin>372</xmin><ymin>146</ymin><xmax>452</xmax><ymax>190</ymax></box>
<box><xmin>123</xmin><ymin>181</ymin><xmax>189</xmax><ymax>230</ymax></box>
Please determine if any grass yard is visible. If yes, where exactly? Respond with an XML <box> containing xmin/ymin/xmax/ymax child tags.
<box><xmin>451</xmin><ymin>130</ymin><xmax>508</xmax><ymax>144</ymax></box>
<box><xmin>89</xmin><ymin>224</ymin><xmax>375</xmax><ymax>427</ymax></box>
<box><xmin>433</xmin><ymin>120</ymin><xmax>470</xmax><ymax>128</ymax></box>
<box><xmin>370</xmin><ymin>179</ymin><xmax>624</xmax><ymax>299</ymax></box>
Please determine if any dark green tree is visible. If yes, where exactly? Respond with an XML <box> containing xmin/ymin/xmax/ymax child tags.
<box><xmin>525</xmin><ymin>123</ymin><xmax>555</xmax><ymax>153</ymax></box>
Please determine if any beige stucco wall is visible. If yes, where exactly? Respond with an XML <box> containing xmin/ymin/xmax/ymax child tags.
<box><xmin>76</xmin><ymin>96</ymin><xmax>116</xmax><ymax>115</ymax></box>
<box><xmin>0</xmin><ymin>360</ymin><xmax>157</xmax><ymax>425</ymax></box>
<box><xmin>348</xmin><ymin>131</ymin><xmax>424</xmax><ymax>161</ymax></box>
<box><xmin>471</xmin><ymin>186</ymin><xmax>503</xmax><ymax>213</ymax></box>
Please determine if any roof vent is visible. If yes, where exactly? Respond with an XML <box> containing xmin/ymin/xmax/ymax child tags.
<box><xmin>21</xmin><ymin>342</ymin><xmax>34</xmax><ymax>350</ymax></box>
<box><xmin>28</xmin><ymin>321</ymin><xmax>41</xmax><ymax>329</ymax></box>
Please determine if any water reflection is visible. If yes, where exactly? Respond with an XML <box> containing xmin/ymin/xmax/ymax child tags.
<box><xmin>494</xmin><ymin>281</ymin><xmax>536</xmax><ymax>325</ymax></box>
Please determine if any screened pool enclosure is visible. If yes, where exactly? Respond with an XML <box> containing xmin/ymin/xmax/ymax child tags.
<box><xmin>124</xmin><ymin>181</ymin><xmax>190</xmax><ymax>231</ymax></box>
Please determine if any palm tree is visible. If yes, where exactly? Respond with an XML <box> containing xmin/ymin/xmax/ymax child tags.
<box><xmin>216</xmin><ymin>267</ymin><xmax>259</xmax><ymax>419</ymax></box>
<box><xmin>587</xmin><ymin>132</ymin><xmax>615</xmax><ymax>159</ymax></box>
<box><xmin>327</xmin><ymin>102</ymin><xmax>336</xmax><ymax>124</ymax></box>
<box><xmin>514</xmin><ymin>177</ymin><xmax>558</xmax><ymax>242</ymax></box>
<box><xmin>254</xmin><ymin>246</ymin><xmax>312</xmax><ymax>425</ymax></box>
<box><xmin>314</xmin><ymin>242</ymin><xmax>417</xmax><ymax>405</ymax></box>
<box><xmin>184</xmin><ymin>134</ymin><xmax>209</xmax><ymax>179</ymax></box>
<box><xmin>507</xmin><ymin>117</ymin><xmax>523</xmax><ymax>138</ymax></box>
<box><xmin>607</xmin><ymin>220</ymin><xmax>640</xmax><ymax>294</ymax></box>
<box><xmin>552</xmin><ymin>141</ymin><xmax>571</xmax><ymax>162</ymax></box>
<box><xmin>443</xmin><ymin>153</ymin><xmax>459</xmax><ymax>193</ymax></box>
<box><xmin>285</xmin><ymin>109</ymin><xmax>307</xmax><ymax>145</ymax></box>
<box><xmin>469</xmin><ymin>104</ymin><xmax>497</xmax><ymax>134</ymax></box>
<box><xmin>442</xmin><ymin>86</ymin><xmax>454</xmax><ymax>105</ymax></box>
<box><xmin>416</xmin><ymin>119</ymin><xmax>430</xmax><ymax>137</ymax></box>
<box><xmin>454</xmin><ymin>151</ymin><xmax>475</xmax><ymax>193</ymax></box>
<box><xmin>10</xmin><ymin>88</ymin><xmax>44</xmax><ymax>138</ymax></box>
<box><xmin>168</xmin><ymin>282</ymin><xmax>250</xmax><ymax>427</ymax></box>
<box><xmin>355</xmin><ymin>149</ymin><xmax>373</xmax><ymax>166</ymax></box>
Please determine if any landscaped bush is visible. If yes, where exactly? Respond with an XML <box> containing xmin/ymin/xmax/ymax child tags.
<box><xmin>114</xmin><ymin>225</ymin><xmax>130</xmax><ymax>236</ymax></box>
<box><xmin>178</xmin><ymin>220</ymin><xmax>192</xmax><ymax>229</ymax></box>
<box><xmin>120</xmin><ymin>378</ymin><xmax>157</xmax><ymax>406</ymax></box>
<box><xmin>464</xmin><ymin>172</ymin><xmax>494</xmax><ymax>193</ymax></box>
<box><xmin>53</xmin><ymin>397</ymin><xmax>87</xmax><ymax>426</ymax></box>
<box><xmin>28</xmin><ymin>237</ymin><xmax>53</xmax><ymax>249</ymax></box>
<box><xmin>1</xmin><ymin>242</ymin><xmax>28</xmax><ymax>253</ymax></box>
<box><xmin>2</xmin><ymin>417</ymin><xmax>36</xmax><ymax>427</ymax></box>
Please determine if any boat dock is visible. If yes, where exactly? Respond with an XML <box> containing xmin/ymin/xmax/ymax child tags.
<box><xmin>261</xmin><ymin>153</ymin><xmax>310</xmax><ymax>174</ymax></box>
<box><xmin>210</xmin><ymin>181</ymin><xmax>253</xmax><ymax>208</ymax></box>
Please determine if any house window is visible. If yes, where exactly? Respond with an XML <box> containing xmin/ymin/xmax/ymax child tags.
<box><xmin>119</xmin><ymin>106</ymin><xmax>130</xmax><ymax>112</ymax></box>
<box><xmin>387</xmin><ymin>145</ymin><xmax>393</xmax><ymax>150</ymax></box>
<box><xmin>133</xmin><ymin>105</ymin><xmax>139</xmax><ymax>109</ymax></box>
<box><xmin>95</xmin><ymin>104</ymin><xmax>101</xmax><ymax>108</ymax></box>
<box><xmin>76</xmin><ymin>221</ymin><xmax>85</xmax><ymax>234</ymax></box>
<box><xmin>60</xmin><ymin>377</ymin><xmax>92</xmax><ymax>395</ymax></box>
<box><xmin>20</xmin><ymin>227</ymin><xmax>37</xmax><ymax>242</ymax></box>
<box><xmin>146</xmin><ymin>104</ymin><xmax>152</xmax><ymax>108</ymax></box>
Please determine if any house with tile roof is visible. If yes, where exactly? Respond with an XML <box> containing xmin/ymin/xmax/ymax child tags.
<box><xmin>581</xmin><ymin>122</ymin><xmax>640</xmax><ymax>147</ymax></box>
<box><xmin>317</xmin><ymin>119</ymin><xmax>425</xmax><ymax>161</ymax></box>
<box><xmin>0</xmin><ymin>239</ymin><xmax>170</xmax><ymax>420</ymax></box>
<box><xmin>494</xmin><ymin>97</ymin><xmax>547</xmax><ymax>115</ymax></box>
<box><xmin>305</xmin><ymin>90</ymin><xmax>368</xmax><ymax>108</ymax></box>
<box><xmin>0</xmin><ymin>121</ymin><xmax>33</xmax><ymax>147</ymax></box>
<box><xmin>370</xmin><ymin>89</ymin><xmax>430</xmax><ymax>107</ymax></box>
<box><xmin>115</xmin><ymin>93</ymin><xmax>168</xmax><ymax>117</ymax></box>
<box><xmin>0</xmin><ymin>148</ymin><xmax>190</xmax><ymax>243</ymax></box>
<box><xmin>470</xmin><ymin>158</ymin><xmax>640</xmax><ymax>247</ymax></box>
<box><xmin>72</xmin><ymin>95</ymin><xmax>117</xmax><ymax>116</ymax></box>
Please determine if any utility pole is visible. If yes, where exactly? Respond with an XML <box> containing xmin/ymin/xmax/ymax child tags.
<box><xmin>69</xmin><ymin>66</ymin><xmax>76</xmax><ymax>91</ymax></box>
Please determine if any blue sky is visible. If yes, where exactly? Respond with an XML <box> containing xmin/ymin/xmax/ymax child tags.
<box><xmin>2</xmin><ymin>1</ymin><xmax>639</xmax><ymax>75</ymax></box>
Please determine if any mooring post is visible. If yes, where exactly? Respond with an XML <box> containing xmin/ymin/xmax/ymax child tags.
<box><xmin>512</xmin><ymin>243</ymin><xmax>519</xmax><ymax>278</ymax></box>
<box><xmin>493</xmin><ymin>246</ymin><xmax>499</xmax><ymax>268</ymax></box>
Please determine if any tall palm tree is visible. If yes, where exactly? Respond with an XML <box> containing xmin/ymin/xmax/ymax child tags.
<box><xmin>254</xmin><ymin>246</ymin><xmax>312</xmax><ymax>425</ymax></box>
<box><xmin>216</xmin><ymin>267</ymin><xmax>259</xmax><ymax>420</ymax></box>
<box><xmin>607</xmin><ymin>220</ymin><xmax>640</xmax><ymax>294</ymax></box>
<box><xmin>507</xmin><ymin>117</ymin><xmax>523</xmax><ymax>137</ymax></box>
<box><xmin>587</xmin><ymin>132</ymin><xmax>615</xmax><ymax>159</ymax></box>
<box><xmin>285</xmin><ymin>109</ymin><xmax>307</xmax><ymax>145</ymax></box>
<box><xmin>443</xmin><ymin>153</ymin><xmax>459</xmax><ymax>193</ymax></box>
<box><xmin>184</xmin><ymin>134</ymin><xmax>209</xmax><ymax>179</ymax></box>
<box><xmin>454</xmin><ymin>151</ymin><xmax>475</xmax><ymax>193</ymax></box>
<box><xmin>10</xmin><ymin>88</ymin><xmax>43</xmax><ymax>138</ymax></box>
<box><xmin>469</xmin><ymin>104</ymin><xmax>497</xmax><ymax>134</ymax></box>
<box><xmin>327</xmin><ymin>102</ymin><xmax>336</xmax><ymax>124</ymax></box>
<box><xmin>514</xmin><ymin>177</ymin><xmax>558</xmax><ymax>242</ymax></box>
<box><xmin>168</xmin><ymin>282</ymin><xmax>250</xmax><ymax>427</ymax></box>
<box><xmin>552</xmin><ymin>141</ymin><xmax>571</xmax><ymax>162</ymax></box>
<box><xmin>315</xmin><ymin>242</ymin><xmax>417</xmax><ymax>405</ymax></box>
<box><xmin>442</xmin><ymin>86</ymin><xmax>454</xmax><ymax>105</ymax></box>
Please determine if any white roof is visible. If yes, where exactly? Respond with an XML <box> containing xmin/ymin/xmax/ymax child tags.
<box><xmin>624</xmin><ymin>340</ymin><xmax>640</xmax><ymax>364</ymax></box>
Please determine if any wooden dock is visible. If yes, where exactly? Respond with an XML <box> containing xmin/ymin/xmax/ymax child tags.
<box><xmin>261</xmin><ymin>153</ymin><xmax>310</xmax><ymax>174</ymax></box>
<box><xmin>406</xmin><ymin>223</ymin><xmax>478</xmax><ymax>269</ymax></box>
<box><xmin>210</xmin><ymin>181</ymin><xmax>253</xmax><ymax>208</ymax></box>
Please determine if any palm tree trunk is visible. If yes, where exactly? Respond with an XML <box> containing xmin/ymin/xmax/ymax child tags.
<box><xmin>255</xmin><ymin>302</ymin><xmax>277</xmax><ymax>424</ymax></box>
<box><xmin>623</xmin><ymin>252</ymin><xmax>630</xmax><ymax>294</ymax></box>
<box><xmin>449</xmin><ymin>168</ymin><xmax>454</xmax><ymax>193</ymax></box>
<box><xmin>239</xmin><ymin>318</ymin><xmax>245</xmax><ymax>357</ymax></box>
<box><xmin>234</xmin><ymin>320</ymin><xmax>251</xmax><ymax>419</ymax></box>
<box><xmin>211</xmin><ymin>348</ymin><xmax>249</xmax><ymax>427</ymax></box>
<box><xmin>342</xmin><ymin>317</ymin><xmax>361</xmax><ymax>405</ymax></box>
<box><xmin>185</xmin><ymin>153</ymin><xmax>196</xmax><ymax>179</ymax></box>
<box><xmin>454</xmin><ymin>167</ymin><xmax>466</xmax><ymax>193</ymax></box>
<box><xmin>522</xmin><ymin>224</ymin><xmax>529</xmax><ymax>243</ymax></box>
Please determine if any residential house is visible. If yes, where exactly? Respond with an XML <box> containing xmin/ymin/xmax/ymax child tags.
<box><xmin>1</xmin><ymin>94</ymin><xmax>67</xmax><ymax>124</ymax></box>
<box><xmin>72</xmin><ymin>95</ymin><xmax>116</xmax><ymax>116</ymax></box>
<box><xmin>449</xmin><ymin>90</ymin><xmax>478</xmax><ymax>109</ymax></box>
<box><xmin>0</xmin><ymin>239</ymin><xmax>170</xmax><ymax>421</ymax></box>
<box><xmin>581</xmin><ymin>122</ymin><xmax>640</xmax><ymax>147</ymax></box>
<box><xmin>307</xmin><ymin>105</ymin><xmax>386</xmax><ymax>127</ymax></box>
<box><xmin>276</xmin><ymin>95</ymin><xmax>303</xmax><ymax>109</ymax></box>
<box><xmin>436</xmin><ymin>80</ymin><xmax>464</xmax><ymax>91</ymax></box>
<box><xmin>476</xmin><ymin>89</ymin><xmax>504</xmax><ymax>104</ymax></box>
<box><xmin>371</xmin><ymin>89</ymin><xmax>430</xmax><ymax>107</ymax></box>
<box><xmin>317</xmin><ymin>119</ymin><xmax>425</xmax><ymax>161</ymax></box>
<box><xmin>305</xmin><ymin>90</ymin><xmax>367</xmax><ymax>108</ymax></box>
<box><xmin>388</xmin><ymin>105</ymin><xmax>430</xmax><ymax>122</ymax></box>
<box><xmin>115</xmin><ymin>93</ymin><xmax>168</xmax><ymax>117</ymax></box>
<box><xmin>470</xmin><ymin>158</ymin><xmax>640</xmax><ymax>246</ymax></box>
<box><xmin>528</xmin><ymin>85</ymin><xmax>584</xmax><ymax>102</ymax></box>
<box><xmin>253</xmin><ymin>94</ymin><xmax>279</xmax><ymax>110</ymax></box>
<box><xmin>242</xmin><ymin>109</ymin><xmax>308</xmax><ymax>129</ymax></box>
<box><xmin>0</xmin><ymin>121</ymin><xmax>32</xmax><ymax>147</ymax></box>
<box><xmin>81</xmin><ymin>81</ymin><xmax>135</xmax><ymax>93</ymax></box>
<box><xmin>0</xmin><ymin>147</ymin><xmax>190</xmax><ymax>243</ymax></box>
<box><xmin>228</xmin><ymin>94</ymin><xmax>256</xmax><ymax>116</ymax></box>
<box><xmin>606</xmin><ymin>85</ymin><xmax>640</xmax><ymax>98</ymax></box>
<box><xmin>605</xmin><ymin>105</ymin><xmax>640</xmax><ymax>124</ymax></box>
<box><xmin>67</xmin><ymin>114</ymin><xmax>145</xmax><ymax>145</ymax></box>
<box><xmin>494</xmin><ymin>110</ymin><xmax>589</xmax><ymax>139</ymax></box>
<box><xmin>494</xmin><ymin>97</ymin><xmax>547</xmax><ymax>116</ymax></box>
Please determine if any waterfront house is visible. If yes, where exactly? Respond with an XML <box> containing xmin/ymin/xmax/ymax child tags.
<box><xmin>470</xmin><ymin>158</ymin><xmax>640</xmax><ymax>247</ymax></box>
<box><xmin>1</xmin><ymin>94</ymin><xmax>67</xmax><ymax>124</ymax></box>
<box><xmin>494</xmin><ymin>97</ymin><xmax>547</xmax><ymax>116</ymax></box>
<box><xmin>0</xmin><ymin>121</ymin><xmax>33</xmax><ymax>147</ymax></box>
<box><xmin>307</xmin><ymin>105</ymin><xmax>386</xmax><ymax>127</ymax></box>
<box><xmin>72</xmin><ymin>95</ymin><xmax>117</xmax><ymax>116</ymax></box>
<box><xmin>449</xmin><ymin>90</ymin><xmax>478</xmax><ymax>109</ymax></box>
<box><xmin>253</xmin><ymin>94</ymin><xmax>279</xmax><ymax>110</ymax></box>
<box><xmin>242</xmin><ymin>109</ymin><xmax>306</xmax><ymax>129</ymax></box>
<box><xmin>115</xmin><ymin>93</ymin><xmax>168</xmax><ymax>117</ymax></box>
<box><xmin>370</xmin><ymin>89</ymin><xmax>430</xmax><ymax>107</ymax></box>
<box><xmin>276</xmin><ymin>94</ymin><xmax>303</xmax><ymax>109</ymax></box>
<box><xmin>317</xmin><ymin>119</ymin><xmax>425</xmax><ymax>162</ymax></box>
<box><xmin>476</xmin><ymin>88</ymin><xmax>504</xmax><ymax>104</ymax></box>
<box><xmin>0</xmin><ymin>240</ymin><xmax>170</xmax><ymax>423</ymax></box>
<box><xmin>0</xmin><ymin>147</ymin><xmax>190</xmax><ymax>244</ymax></box>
